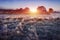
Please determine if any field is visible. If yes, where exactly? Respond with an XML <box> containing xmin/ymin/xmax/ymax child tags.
<box><xmin>0</xmin><ymin>13</ymin><xmax>60</xmax><ymax>40</ymax></box>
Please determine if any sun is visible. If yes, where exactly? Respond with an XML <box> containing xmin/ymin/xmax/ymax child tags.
<box><xmin>30</xmin><ymin>8</ymin><xmax>37</xmax><ymax>13</ymax></box>
<box><xmin>29</xmin><ymin>8</ymin><xmax>38</xmax><ymax>17</ymax></box>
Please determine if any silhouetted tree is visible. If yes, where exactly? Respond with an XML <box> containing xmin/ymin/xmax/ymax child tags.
<box><xmin>16</xmin><ymin>8</ymin><xmax>23</xmax><ymax>14</ymax></box>
<box><xmin>23</xmin><ymin>7</ymin><xmax>30</xmax><ymax>14</ymax></box>
<box><xmin>49</xmin><ymin>8</ymin><xmax>54</xmax><ymax>13</ymax></box>
<box><xmin>37</xmin><ymin>6</ymin><xmax>47</xmax><ymax>14</ymax></box>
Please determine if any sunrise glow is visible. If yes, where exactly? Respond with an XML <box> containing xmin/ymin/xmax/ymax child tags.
<box><xmin>30</xmin><ymin>8</ymin><xmax>37</xmax><ymax>13</ymax></box>
<box><xmin>29</xmin><ymin>8</ymin><xmax>38</xmax><ymax>17</ymax></box>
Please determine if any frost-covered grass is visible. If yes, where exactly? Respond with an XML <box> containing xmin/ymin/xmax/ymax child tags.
<box><xmin>0</xmin><ymin>17</ymin><xmax>60</xmax><ymax>40</ymax></box>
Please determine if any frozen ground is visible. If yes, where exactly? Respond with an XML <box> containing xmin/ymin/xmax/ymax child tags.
<box><xmin>0</xmin><ymin>13</ymin><xmax>60</xmax><ymax>40</ymax></box>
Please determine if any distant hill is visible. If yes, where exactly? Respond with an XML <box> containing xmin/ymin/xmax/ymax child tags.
<box><xmin>54</xmin><ymin>11</ymin><xmax>60</xmax><ymax>13</ymax></box>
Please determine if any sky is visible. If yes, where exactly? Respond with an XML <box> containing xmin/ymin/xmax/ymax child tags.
<box><xmin>0</xmin><ymin>0</ymin><xmax>60</xmax><ymax>11</ymax></box>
